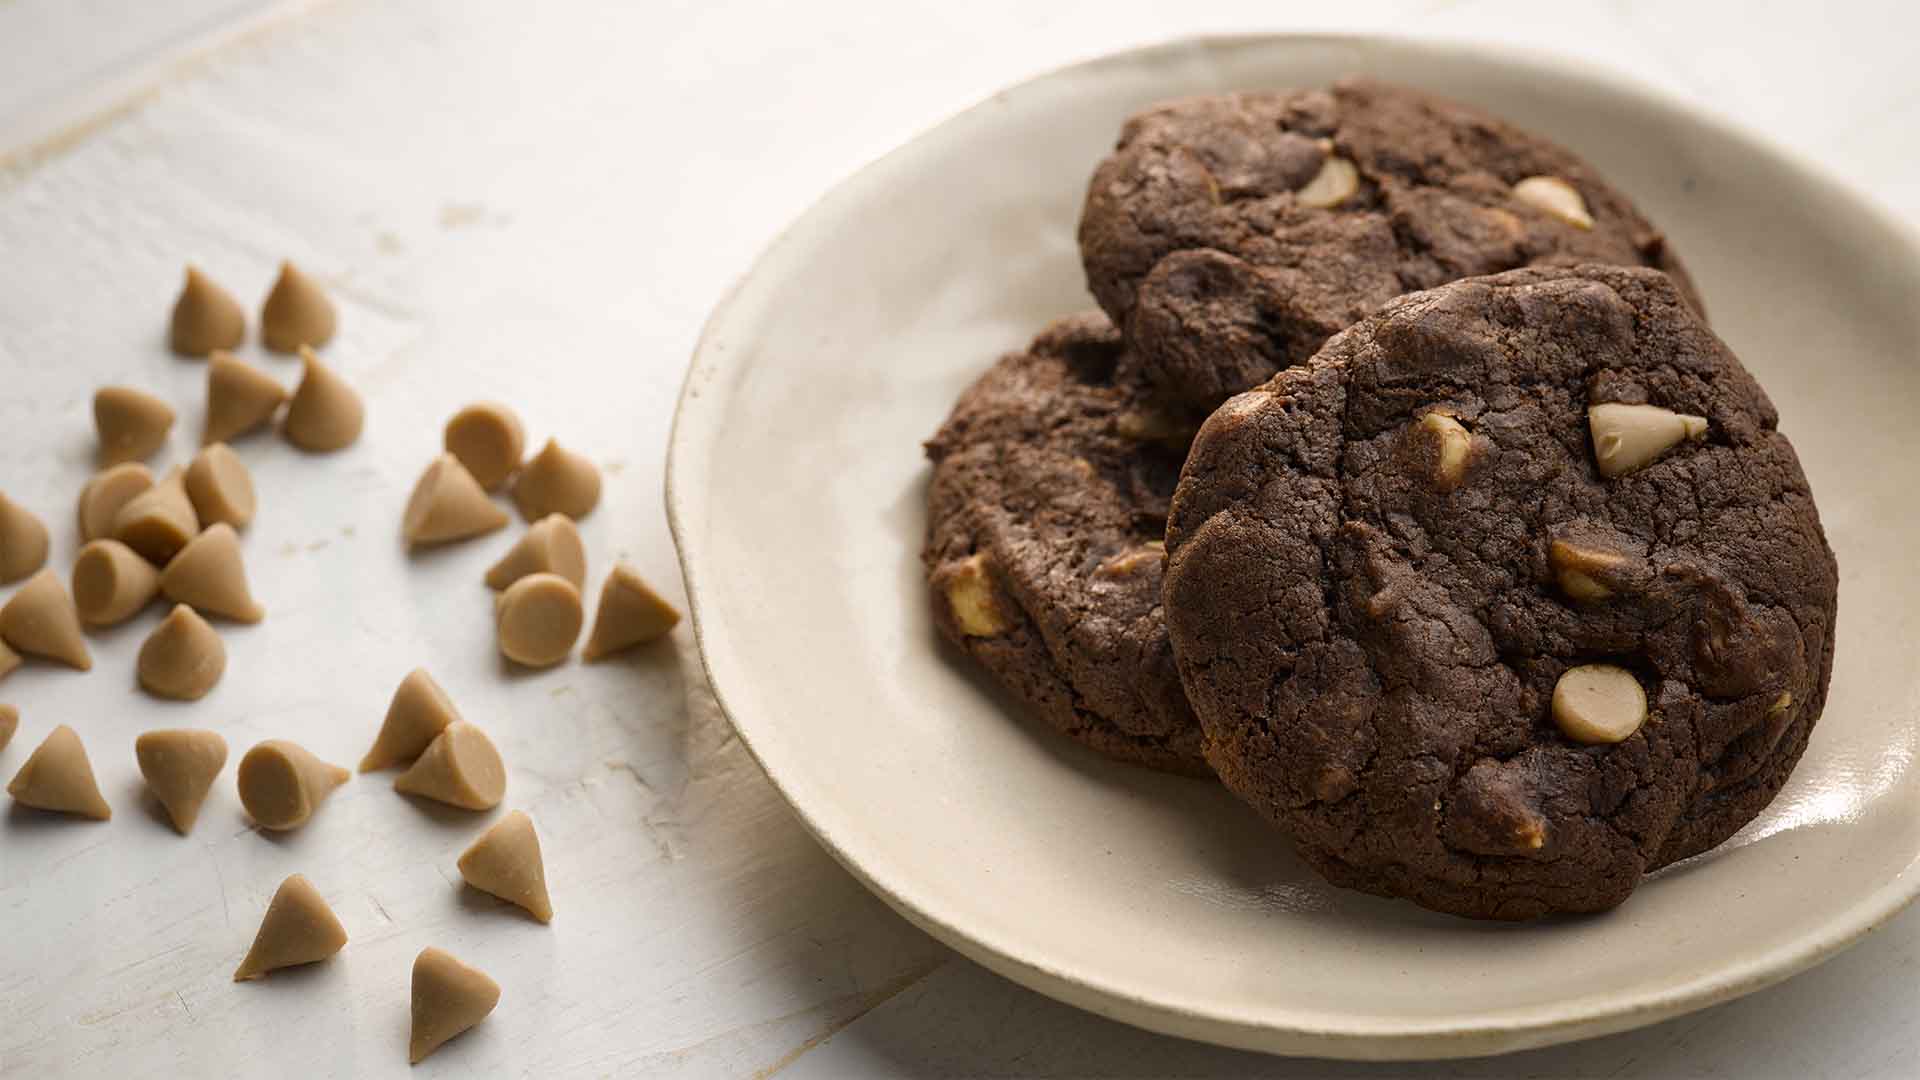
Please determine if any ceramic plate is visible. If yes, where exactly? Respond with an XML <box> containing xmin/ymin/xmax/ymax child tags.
<box><xmin>666</xmin><ymin>35</ymin><xmax>1920</xmax><ymax>1059</ymax></box>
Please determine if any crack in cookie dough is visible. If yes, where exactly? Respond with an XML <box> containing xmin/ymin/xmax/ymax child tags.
<box><xmin>924</xmin><ymin>313</ymin><xmax>1210</xmax><ymax>775</ymax></box>
<box><xmin>1080</xmin><ymin>79</ymin><xmax>1704</xmax><ymax>413</ymax></box>
<box><xmin>1163</xmin><ymin>266</ymin><xmax>1835</xmax><ymax>919</ymax></box>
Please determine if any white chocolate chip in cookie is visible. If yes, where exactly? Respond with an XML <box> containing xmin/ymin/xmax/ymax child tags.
<box><xmin>1094</xmin><ymin>544</ymin><xmax>1164</xmax><ymax>580</ymax></box>
<box><xmin>1588</xmin><ymin>402</ymin><xmax>1708</xmax><ymax>477</ymax></box>
<box><xmin>1549</xmin><ymin>540</ymin><xmax>1626</xmax><ymax>602</ymax></box>
<box><xmin>944</xmin><ymin>553</ymin><xmax>1010</xmax><ymax>637</ymax></box>
<box><xmin>1418</xmin><ymin>411</ymin><xmax>1476</xmax><ymax>489</ymax></box>
<box><xmin>1552</xmin><ymin>663</ymin><xmax>1647</xmax><ymax>744</ymax></box>
<box><xmin>1512</xmin><ymin>175</ymin><xmax>1594</xmax><ymax>230</ymax></box>
<box><xmin>1297</xmin><ymin>139</ymin><xmax>1359</xmax><ymax>209</ymax></box>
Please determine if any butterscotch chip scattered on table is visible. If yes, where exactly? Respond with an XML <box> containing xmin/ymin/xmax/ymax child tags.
<box><xmin>137</xmin><ymin>604</ymin><xmax>226</xmax><ymax>700</ymax></box>
<box><xmin>169</xmin><ymin>266</ymin><xmax>247</xmax><ymax>357</ymax></box>
<box><xmin>511</xmin><ymin>438</ymin><xmax>600</xmax><ymax>522</ymax></box>
<box><xmin>160</xmin><ymin>523</ymin><xmax>264</xmax><ymax>623</ymax></box>
<box><xmin>583</xmin><ymin>561</ymin><xmax>681</xmax><ymax>660</ymax></box>
<box><xmin>494</xmin><ymin>572</ymin><xmax>582</xmax><ymax>667</ymax></box>
<box><xmin>360</xmin><ymin>668</ymin><xmax>460</xmax><ymax>772</ymax></box>
<box><xmin>113</xmin><ymin>467</ymin><xmax>200</xmax><ymax>564</ymax></box>
<box><xmin>0</xmin><ymin>641</ymin><xmax>19</xmax><ymax>684</ymax></box>
<box><xmin>283</xmin><ymin>347</ymin><xmax>364</xmax><ymax>452</ymax></box>
<box><xmin>394</xmin><ymin>721</ymin><xmax>505</xmax><ymax>811</ymax></box>
<box><xmin>72</xmin><ymin>539</ymin><xmax>162</xmax><ymax>627</ymax></box>
<box><xmin>445</xmin><ymin>402</ymin><xmax>526</xmax><ymax>492</ymax></box>
<box><xmin>78</xmin><ymin>462</ymin><xmax>154</xmax><ymax>542</ymax></box>
<box><xmin>1588</xmin><ymin>402</ymin><xmax>1708</xmax><ymax>478</ymax></box>
<box><xmin>204</xmin><ymin>351</ymin><xmax>288</xmax><ymax>444</ymax></box>
<box><xmin>0</xmin><ymin>704</ymin><xmax>16</xmax><ymax>749</ymax></box>
<box><xmin>237</xmin><ymin>739</ymin><xmax>348</xmax><ymax>831</ymax></box>
<box><xmin>485</xmin><ymin>513</ymin><xmax>585</xmax><ymax>590</ymax></box>
<box><xmin>0</xmin><ymin>568</ymin><xmax>93</xmax><ymax>671</ymax></box>
<box><xmin>233</xmin><ymin>874</ymin><xmax>348</xmax><ymax>981</ymax></box>
<box><xmin>184</xmin><ymin>442</ymin><xmax>257</xmax><ymax>529</ymax></box>
<box><xmin>94</xmin><ymin>386</ymin><xmax>175</xmax><ymax>467</ymax></box>
<box><xmin>6</xmin><ymin>724</ymin><xmax>111</xmax><ymax>820</ymax></box>
<box><xmin>260</xmin><ymin>262</ymin><xmax>337</xmax><ymax>353</ymax></box>
<box><xmin>410</xmin><ymin>947</ymin><xmax>501</xmax><ymax>1064</ymax></box>
<box><xmin>135</xmin><ymin>728</ymin><xmax>229</xmax><ymax>834</ymax></box>
<box><xmin>457</xmin><ymin>810</ymin><xmax>552</xmax><ymax>923</ymax></box>
<box><xmin>0</xmin><ymin>491</ymin><xmax>50</xmax><ymax>584</ymax></box>
<box><xmin>402</xmin><ymin>454</ymin><xmax>509</xmax><ymax>546</ymax></box>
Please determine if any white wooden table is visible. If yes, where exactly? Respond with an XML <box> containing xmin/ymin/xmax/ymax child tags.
<box><xmin>1</xmin><ymin>2</ymin><xmax>1914</xmax><ymax>1076</ymax></box>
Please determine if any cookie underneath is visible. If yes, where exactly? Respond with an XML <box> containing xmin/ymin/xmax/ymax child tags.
<box><xmin>924</xmin><ymin>313</ymin><xmax>1210</xmax><ymax>775</ymax></box>
<box><xmin>1164</xmin><ymin>265</ymin><xmax>1835</xmax><ymax>919</ymax></box>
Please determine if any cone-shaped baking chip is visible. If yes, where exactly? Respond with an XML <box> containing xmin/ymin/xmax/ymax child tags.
<box><xmin>7</xmin><ymin>724</ymin><xmax>111</xmax><ymax>819</ymax></box>
<box><xmin>160</xmin><ymin>523</ymin><xmax>263</xmax><ymax>623</ymax></box>
<box><xmin>457</xmin><ymin>810</ymin><xmax>551</xmax><ymax>923</ymax></box>
<box><xmin>137</xmin><ymin>604</ymin><xmax>226</xmax><ymax>701</ymax></box>
<box><xmin>444</xmin><ymin>402</ymin><xmax>525</xmax><ymax>492</ymax></box>
<box><xmin>582</xmin><ymin>561</ymin><xmax>681</xmax><ymax>660</ymax></box>
<box><xmin>94</xmin><ymin>386</ymin><xmax>175</xmax><ymax>467</ymax></box>
<box><xmin>78</xmin><ymin>463</ymin><xmax>154</xmax><ymax>543</ymax></box>
<box><xmin>0</xmin><ymin>704</ymin><xmax>16</xmax><ymax>748</ymax></box>
<box><xmin>72</xmin><ymin>539</ymin><xmax>162</xmax><ymax>627</ymax></box>
<box><xmin>203</xmin><ymin>351</ymin><xmax>288</xmax><ymax>445</ymax></box>
<box><xmin>394</xmin><ymin>722</ymin><xmax>504</xmax><ymax>811</ymax></box>
<box><xmin>184</xmin><ymin>442</ymin><xmax>257</xmax><ymax>529</ymax></box>
<box><xmin>410</xmin><ymin>947</ymin><xmax>500</xmax><ymax>1063</ymax></box>
<box><xmin>510</xmin><ymin>438</ymin><xmax>600</xmax><ymax>522</ymax></box>
<box><xmin>135</xmin><ymin>728</ymin><xmax>228</xmax><ymax>834</ymax></box>
<box><xmin>260</xmin><ymin>262</ymin><xmax>336</xmax><ymax>353</ymax></box>
<box><xmin>0</xmin><ymin>568</ymin><xmax>93</xmax><ymax>671</ymax></box>
<box><xmin>484</xmin><ymin>514</ymin><xmax>585</xmax><ymax>590</ymax></box>
<box><xmin>0</xmin><ymin>491</ymin><xmax>50</xmax><ymax>584</ymax></box>
<box><xmin>113</xmin><ymin>467</ymin><xmax>200</xmax><ymax>564</ymax></box>
<box><xmin>237</xmin><ymin>739</ymin><xmax>348</xmax><ymax>831</ymax></box>
<box><xmin>169</xmin><ymin>266</ymin><xmax>247</xmax><ymax>356</ymax></box>
<box><xmin>233</xmin><ymin>874</ymin><xmax>348</xmax><ymax>980</ymax></box>
<box><xmin>360</xmin><ymin>668</ymin><xmax>460</xmax><ymax>772</ymax></box>
<box><xmin>283</xmin><ymin>347</ymin><xmax>364</xmax><ymax>452</ymax></box>
<box><xmin>403</xmin><ymin>455</ymin><xmax>508</xmax><ymax>547</ymax></box>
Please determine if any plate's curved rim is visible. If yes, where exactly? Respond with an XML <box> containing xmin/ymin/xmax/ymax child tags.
<box><xmin>665</xmin><ymin>32</ymin><xmax>1920</xmax><ymax>1059</ymax></box>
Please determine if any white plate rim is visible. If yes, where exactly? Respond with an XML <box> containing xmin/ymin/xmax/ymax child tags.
<box><xmin>665</xmin><ymin>32</ymin><xmax>1920</xmax><ymax>1059</ymax></box>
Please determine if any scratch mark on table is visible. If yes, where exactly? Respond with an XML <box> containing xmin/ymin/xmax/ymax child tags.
<box><xmin>209</xmin><ymin>851</ymin><xmax>231</xmax><ymax>929</ymax></box>
<box><xmin>175</xmin><ymin>991</ymin><xmax>193</xmax><ymax>1021</ymax></box>
<box><xmin>753</xmin><ymin>957</ymin><xmax>947</xmax><ymax>1078</ymax></box>
<box><xmin>371</xmin><ymin>894</ymin><xmax>394</xmax><ymax>924</ymax></box>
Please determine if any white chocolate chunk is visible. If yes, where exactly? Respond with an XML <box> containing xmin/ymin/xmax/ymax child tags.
<box><xmin>1552</xmin><ymin>663</ymin><xmax>1648</xmax><ymax>744</ymax></box>
<box><xmin>1512</xmin><ymin>175</ymin><xmax>1594</xmax><ymax>230</ymax></box>
<box><xmin>1297</xmin><ymin>143</ymin><xmax>1360</xmax><ymax>209</ymax></box>
<box><xmin>1588</xmin><ymin>402</ymin><xmax>1708</xmax><ymax>477</ymax></box>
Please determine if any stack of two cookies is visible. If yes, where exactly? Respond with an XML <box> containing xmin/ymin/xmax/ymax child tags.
<box><xmin>923</xmin><ymin>80</ymin><xmax>1837</xmax><ymax>920</ymax></box>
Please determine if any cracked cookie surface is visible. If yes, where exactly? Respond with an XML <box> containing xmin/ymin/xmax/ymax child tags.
<box><xmin>924</xmin><ymin>313</ymin><xmax>1210</xmax><ymax>775</ymax></box>
<box><xmin>1162</xmin><ymin>266</ymin><xmax>1835</xmax><ymax>919</ymax></box>
<box><xmin>1079</xmin><ymin>78</ymin><xmax>1703</xmax><ymax>412</ymax></box>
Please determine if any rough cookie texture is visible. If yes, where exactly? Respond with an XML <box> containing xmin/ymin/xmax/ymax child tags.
<box><xmin>1162</xmin><ymin>266</ymin><xmax>1835</xmax><ymax>919</ymax></box>
<box><xmin>924</xmin><ymin>313</ymin><xmax>1210</xmax><ymax>775</ymax></box>
<box><xmin>1080</xmin><ymin>79</ymin><xmax>1703</xmax><ymax>411</ymax></box>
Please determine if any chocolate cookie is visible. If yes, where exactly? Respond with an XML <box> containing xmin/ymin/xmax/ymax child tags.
<box><xmin>924</xmin><ymin>313</ymin><xmax>1210</xmax><ymax>775</ymax></box>
<box><xmin>1080</xmin><ymin>79</ymin><xmax>1703</xmax><ymax>411</ymax></box>
<box><xmin>1163</xmin><ymin>266</ymin><xmax>1836</xmax><ymax>919</ymax></box>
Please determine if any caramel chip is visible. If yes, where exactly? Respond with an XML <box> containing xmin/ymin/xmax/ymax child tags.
<box><xmin>394</xmin><ymin>721</ymin><xmax>505</xmax><ymax>811</ymax></box>
<box><xmin>135</xmin><ymin>728</ymin><xmax>228</xmax><ymax>834</ymax></box>
<box><xmin>0</xmin><ymin>491</ymin><xmax>50</xmax><ymax>584</ymax></box>
<box><xmin>73</xmin><ymin>539</ymin><xmax>162</xmax><ymax>627</ymax></box>
<box><xmin>494</xmin><ymin>572</ymin><xmax>582</xmax><ymax>668</ymax></box>
<box><xmin>204</xmin><ymin>352</ymin><xmax>288</xmax><ymax>445</ymax></box>
<box><xmin>283</xmin><ymin>347</ymin><xmax>364</xmax><ymax>452</ymax></box>
<box><xmin>0</xmin><ymin>641</ymin><xmax>19</xmax><ymax>684</ymax></box>
<box><xmin>457</xmin><ymin>810</ymin><xmax>551</xmax><ymax>923</ymax></box>
<box><xmin>184</xmin><ymin>442</ymin><xmax>257</xmax><ymax>529</ymax></box>
<box><xmin>940</xmin><ymin>553</ymin><xmax>1009</xmax><ymax>637</ymax></box>
<box><xmin>403</xmin><ymin>454</ymin><xmax>509</xmax><ymax>547</ymax></box>
<box><xmin>113</xmin><ymin>467</ymin><xmax>200</xmax><ymax>564</ymax></box>
<box><xmin>582</xmin><ymin>561</ymin><xmax>680</xmax><ymax>660</ymax></box>
<box><xmin>233</xmin><ymin>874</ymin><xmax>348</xmax><ymax>981</ymax></box>
<box><xmin>410</xmin><ymin>947</ymin><xmax>501</xmax><ymax>1063</ymax></box>
<box><xmin>485</xmin><ymin>514</ymin><xmax>586</xmax><ymax>590</ymax></box>
<box><xmin>260</xmin><ymin>262</ymin><xmax>337</xmax><ymax>353</ymax></box>
<box><xmin>95</xmin><ymin>386</ymin><xmax>176</xmax><ymax>467</ymax></box>
<box><xmin>7</xmin><ymin>724</ymin><xmax>111</xmax><ymax>820</ymax></box>
<box><xmin>78</xmin><ymin>463</ymin><xmax>154</xmax><ymax>542</ymax></box>
<box><xmin>237</xmin><ymin>739</ymin><xmax>348</xmax><ymax>831</ymax></box>
<box><xmin>445</xmin><ymin>402</ymin><xmax>526</xmax><ymax>492</ymax></box>
<box><xmin>0</xmin><ymin>568</ymin><xmax>93</xmax><ymax>671</ymax></box>
<box><xmin>160</xmin><ymin>523</ymin><xmax>264</xmax><ymax>623</ymax></box>
<box><xmin>0</xmin><ymin>704</ymin><xmax>15</xmax><ymax>748</ymax></box>
<box><xmin>511</xmin><ymin>439</ymin><xmax>600</xmax><ymax>522</ymax></box>
<box><xmin>360</xmin><ymin>668</ymin><xmax>459</xmax><ymax>772</ymax></box>
<box><xmin>169</xmin><ymin>266</ymin><xmax>247</xmax><ymax>356</ymax></box>
<box><xmin>137</xmin><ymin>604</ymin><xmax>227</xmax><ymax>701</ymax></box>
